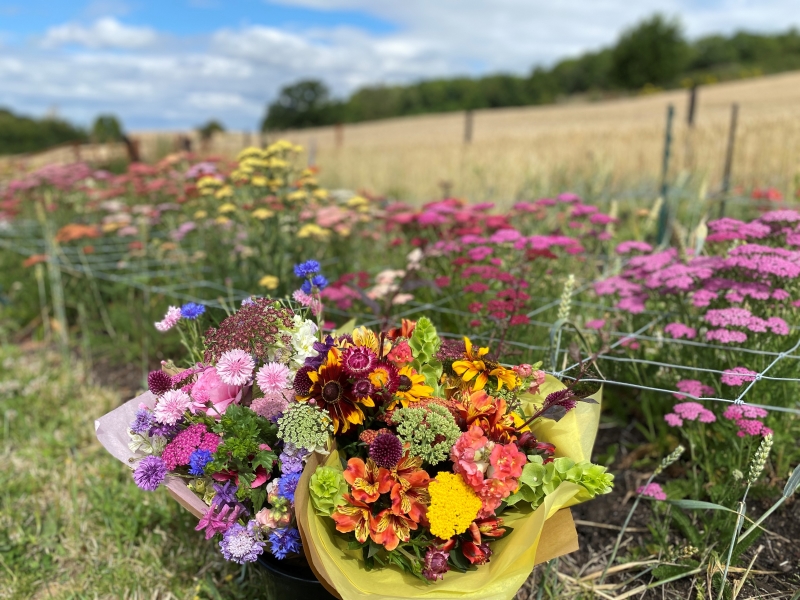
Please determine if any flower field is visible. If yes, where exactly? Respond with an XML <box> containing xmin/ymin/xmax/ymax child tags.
<box><xmin>1</xmin><ymin>142</ymin><xmax>799</xmax><ymax>599</ymax></box>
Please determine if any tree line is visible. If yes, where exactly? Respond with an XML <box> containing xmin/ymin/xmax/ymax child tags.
<box><xmin>262</xmin><ymin>15</ymin><xmax>800</xmax><ymax>131</ymax></box>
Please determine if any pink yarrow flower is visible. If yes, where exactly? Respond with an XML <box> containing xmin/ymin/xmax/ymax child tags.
<box><xmin>155</xmin><ymin>306</ymin><xmax>181</xmax><ymax>332</ymax></box>
<box><xmin>216</xmin><ymin>349</ymin><xmax>255</xmax><ymax>386</ymax></box>
<box><xmin>721</xmin><ymin>367</ymin><xmax>757</xmax><ymax>386</ymax></box>
<box><xmin>256</xmin><ymin>362</ymin><xmax>291</xmax><ymax>393</ymax></box>
<box><xmin>664</xmin><ymin>322</ymin><xmax>697</xmax><ymax>340</ymax></box>
<box><xmin>585</xmin><ymin>319</ymin><xmax>606</xmax><ymax>330</ymax></box>
<box><xmin>637</xmin><ymin>483</ymin><xmax>667</xmax><ymax>501</ymax></box>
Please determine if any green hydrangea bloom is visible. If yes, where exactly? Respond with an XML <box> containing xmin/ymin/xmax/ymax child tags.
<box><xmin>277</xmin><ymin>403</ymin><xmax>332</xmax><ymax>452</ymax></box>
<box><xmin>506</xmin><ymin>455</ymin><xmax>614</xmax><ymax>509</ymax></box>
<box><xmin>393</xmin><ymin>404</ymin><xmax>460</xmax><ymax>465</ymax></box>
<box><xmin>309</xmin><ymin>466</ymin><xmax>348</xmax><ymax>516</ymax></box>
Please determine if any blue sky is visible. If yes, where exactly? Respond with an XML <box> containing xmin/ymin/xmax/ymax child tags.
<box><xmin>1</xmin><ymin>0</ymin><xmax>798</xmax><ymax>130</ymax></box>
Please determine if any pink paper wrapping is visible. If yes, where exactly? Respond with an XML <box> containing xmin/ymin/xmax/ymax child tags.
<box><xmin>94</xmin><ymin>391</ymin><xmax>208</xmax><ymax>518</ymax></box>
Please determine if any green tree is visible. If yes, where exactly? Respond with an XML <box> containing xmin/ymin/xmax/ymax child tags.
<box><xmin>197</xmin><ymin>119</ymin><xmax>225</xmax><ymax>141</ymax></box>
<box><xmin>261</xmin><ymin>80</ymin><xmax>340</xmax><ymax>131</ymax></box>
<box><xmin>0</xmin><ymin>108</ymin><xmax>87</xmax><ymax>155</ymax></box>
<box><xmin>91</xmin><ymin>114</ymin><xmax>124</xmax><ymax>143</ymax></box>
<box><xmin>610</xmin><ymin>14</ymin><xmax>689</xmax><ymax>88</ymax></box>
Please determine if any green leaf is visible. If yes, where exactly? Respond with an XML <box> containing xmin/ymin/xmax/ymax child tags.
<box><xmin>334</xmin><ymin>318</ymin><xmax>357</xmax><ymax>336</ymax></box>
<box><xmin>667</xmin><ymin>499</ymin><xmax>738</xmax><ymax>513</ymax></box>
<box><xmin>783</xmin><ymin>463</ymin><xmax>800</xmax><ymax>498</ymax></box>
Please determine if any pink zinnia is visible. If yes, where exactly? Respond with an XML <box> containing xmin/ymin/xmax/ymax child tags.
<box><xmin>155</xmin><ymin>306</ymin><xmax>181</xmax><ymax>332</ymax></box>
<box><xmin>256</xmin><ymin>362</ymin><xmax>291</xmax><ymax>393</ymax></box>
<box><xmin>721</xmin><ymin>367</ymin><xmax>757</xmax><ymax>387</ymax></box>
<box><xmin>637</xmin><ymin>482</ymin><xmax>667</xmax><ymax>501</ymax></box>
<box><xmin>216</xmin><ymin>349</ymin><xmax>255</xmax><ymax>386</ymax></box>
<box><xmin>154</xmin><ymin>389</ymin><xmax>192</xmax><ymax>425</ymax></box>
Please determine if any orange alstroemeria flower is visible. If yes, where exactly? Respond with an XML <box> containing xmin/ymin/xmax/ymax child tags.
<box><xmin>456</xmin><ymin>390</ymin><xmax>519</xmax><ymax>443</ymax></box>
<box><xmin>344</xmin><ymin>457</ymin><xmax>393</xmax><ymax>504</ymax></box>
<box><xmin>389</xmin><ymin>451</ymin><xmax>425</xmax><ymax>491</ymax></box>
<box><xmin>390</xmin><ymin>468</ymin><xmax>430</xmax><ymax>523</ymax></box>
<box><xmin>331</xmin><ymin>494</ymin><xmax>372</xmax><ymax>543</ymax></box>
<box><xmin>369</xmin><ymin>509</ymin><xmax>418</xmax><ymax>551</ymax></box>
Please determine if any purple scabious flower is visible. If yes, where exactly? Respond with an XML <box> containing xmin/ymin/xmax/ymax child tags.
<box><xmin>279</xmin><ymin>443</ymin><xmax>309</xmax><ymax>474</ymax></box>
<box><xmin>293</xmin><ymin>260</ymin><xmax>320</xmax><ymax>277</ymax></box>
<box><xmin>268</xmin><ymin>527</ymin><xmax>302</xmax><ymax>559</ymax></box>
<box><xmin>133</xmin><ymin>456</ymin><xmax>167</xmax><ymax>491</ymax></box>
<box><xmin>180</xmin><ymin>302</ymin><xmax>206</xmax><ymax>320</ymax></box>
<box><xmin>130</xmin><ymin>408</ymin><xmax>154</xmax><ymax>436</ymax></box>
<box><xmin>278</xmin><ymin>473</ymin><xmax>301</xmax><ymax>504</ymax></box>
<box><xmin>219</xmin><ymin>521</ymin><xmax>265</xmax><ymax>564</ymax></box>
<box><xmin>188</xmin><ymin>449</ymin><xmax>214</xmax><ymax>476</ymax></box>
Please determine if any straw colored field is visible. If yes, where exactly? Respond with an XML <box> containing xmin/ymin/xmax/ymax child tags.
<box><xmin>273</xmin><ymin>71</ymin><xmax>800</xmax><ymax>201</ymax></box>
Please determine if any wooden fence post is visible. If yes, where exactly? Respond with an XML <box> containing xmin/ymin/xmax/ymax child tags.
<box><xmin>464</xmin><ymin>110</ymin><xmax>474</xmax><ymax>144</ymax></box>
<box><xmin>656</xmin><ymin>104</ymin><xmax>675</xmax><ymax>246</ymax></box>
<box><xmin>719</xmin><ymin>103</ymin><xmax>739</xmax><ymax>218</ymax></box>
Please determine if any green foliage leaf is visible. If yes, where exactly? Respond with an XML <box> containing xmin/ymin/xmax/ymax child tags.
<box><xmin>667</xmin><ymin>499</ymin><xmax>738</xmax><ymax>513</ymax></box>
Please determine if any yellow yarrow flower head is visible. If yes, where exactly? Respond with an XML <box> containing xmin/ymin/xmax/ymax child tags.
<box><xmin>251</xmin><ymin>175</ymin><xmax>268</xmax><ymax>187</ymax></box>
<box><xmin>215</xmin><ymin>186</ymin><xmax>233</xmax><ymax>199</ymax></box>
<box><xmin>297</xmin><ymin>223</ymin><xmax>331</xmax><ymax>240</ymax></box>
<box><xmin>347</xmin><ymin>195</ymin><xmax>368</xmax><ymax>208</ymax></box>
<box><xmin>197</xmin><ymin>175</ymin><xmax>222</xmax><ymax>189</ymax></box>
<box><xmin>312</xmin><ymin>189</ymin><xmax>329</xmax><ymax>200</ymax></box>
<box><xmin>251</xmin><ymin>208</ymin><xmax>274</xmax><ymax>220</ymax></box>
<box><xmin>287</xmin><ymin>190</ymin><xmax>307</xmax><ymax>202</ymax></box>
<box><xmin>427</xmin><ymin>472</ymin><xmax>482</xmax><ymax>539</ymax></box>
<box><xmin>236</xmin><ymin>146</ymin><xmax>263</xmax><ymax>162</ymax></box>
<box><xmin>194</xmin><ymin>210</ymin><xmax>208</xmax><ymax>219</ymax></box>
<box><xmin>218</xmin><ymin>203</ymin><xmax>236</xmax><ymax>214</ymax></box>
<box><xmin>258</xmin><ymin>275</ymin><xmax>279</xmax><ymax>290</ymax></box>
<box><xmin>214</xmin><ymin>216</ymin><xmax>231</xmax><ymax>225</ymax></box>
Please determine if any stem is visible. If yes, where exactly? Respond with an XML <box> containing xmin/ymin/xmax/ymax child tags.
<box><xmin>717</xmin><ymin>485</ymin><xmax>749</xmax><ymax>600</ymax></box>
<box><xmin>599</xmin><ymin>473</ymin><xmax>654</xmax><ymax>585</ymax></box>
<box><xmin>737</xmin><ymin>496</ymin><xmax>785</xmax><ymax>543</ymax></box>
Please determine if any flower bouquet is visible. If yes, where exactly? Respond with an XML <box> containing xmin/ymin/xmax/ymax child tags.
<box><xmin>95</xmin><ymin>260</ymin><xmax>613</xmax><ymax>600</ymax></box>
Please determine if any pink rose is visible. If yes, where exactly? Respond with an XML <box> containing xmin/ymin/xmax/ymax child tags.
<box><xmin>191</xmin><ymin>367</ymin><xmax>243</xmax><ymax>418</ymax></box>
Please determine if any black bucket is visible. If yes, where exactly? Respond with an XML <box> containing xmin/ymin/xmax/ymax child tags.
<box><xmin>256</xmin><ymin>552</ymin><xmax>339</xmax><ymax>600</ymax></box>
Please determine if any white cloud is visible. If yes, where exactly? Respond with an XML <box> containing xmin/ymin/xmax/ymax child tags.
<box><xmin>41</xmin><ymin>17</ymin><xmax>158</xmax><ymax>49</ymax></box>
<box><xmin>2</xmin><ymin>1</ymin><xmax>800</xmax><ymax>129</ymax></box>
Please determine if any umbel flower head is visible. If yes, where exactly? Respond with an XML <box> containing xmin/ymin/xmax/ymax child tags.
<box><xmin>277</xmin><ymin>403</ymin><xmax>333</xmax><ymax>453</ymax></box>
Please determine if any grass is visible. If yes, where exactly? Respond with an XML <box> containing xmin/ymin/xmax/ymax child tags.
<box><xmin>269</xmin><ymin>71</ymin><xmax>800</xmax><ymax>201</ymax></box>
<box><xmin>0</xmin><ymin>344</ymin><xmax>291</xmax><ymax>600</ymax></box>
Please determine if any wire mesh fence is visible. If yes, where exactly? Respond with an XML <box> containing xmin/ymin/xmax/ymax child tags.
<box><xmin>2</xmin><ymin>214</ymin><xmax>799</xmax><ymax>417</ymax></box>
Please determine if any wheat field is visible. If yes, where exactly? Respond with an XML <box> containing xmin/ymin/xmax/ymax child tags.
<box><xmin>271</xmin><ymin>71</ymin><xmax>800</xmax><ymax>202</ymax></box>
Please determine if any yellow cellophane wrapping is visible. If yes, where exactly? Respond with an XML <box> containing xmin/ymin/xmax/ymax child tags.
<box><xmin>295</xmin><ymin>374</ymin><xmax>602</xmax><ymax>600</ymax></box>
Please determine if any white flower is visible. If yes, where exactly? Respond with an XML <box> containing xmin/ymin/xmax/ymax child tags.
<box><xmin>291</xmin><ymin>316</ymin><xmax>319</xmax><ymax>366</ymax></box>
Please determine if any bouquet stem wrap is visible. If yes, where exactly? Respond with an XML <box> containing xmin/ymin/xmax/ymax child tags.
<box><xmin>295</xmin><ymin>375</ymin><xmax>601</xmax><ymax>600</ymax></box>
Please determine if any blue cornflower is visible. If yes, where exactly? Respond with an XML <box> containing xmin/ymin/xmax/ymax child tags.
<box><xmin>310</xmin><ymin>274</ymin><xmax>328</xmax><ymax>290</ymax></box>
<box><xmin>180</xmin><ymin>302</ymin><xmax>206</xmax><ymax>320</ymax></box>
<box><xmin>268</xmin><ymin>527</ymin><xmax>302</xmax><ymax>559</ymax></box>
<box><xmin>278</xmin><ymin>472</ymin><xmax>301</xmax><ymax>504</ymax></box>
<box><xmin>188</xmin><ymin>449</ymin><xmax>213</xmax><ymax>476</ymax></box>
<box><xmin>293</xmin><ymin>260</ymin><xmax>321</xmax><ymax>278</ymax></box>
<box><xmin>129</xmin><ymin>408</ymin><xmax>154</xmax><ymax>436</ymax></box>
